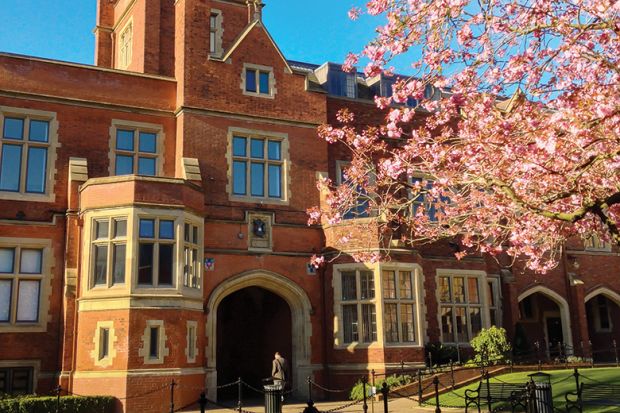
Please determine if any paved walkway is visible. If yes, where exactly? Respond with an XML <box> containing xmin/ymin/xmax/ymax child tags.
<box><xmin>180</xmin><ymin>397</ymin><xmax>460</xmax><ymax>413</ymax></box>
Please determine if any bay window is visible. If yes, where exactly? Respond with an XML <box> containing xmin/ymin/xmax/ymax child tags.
<box><xmin>183</xmin><ymin>223</ymin><xmax>201</xmax><ymax>289</ymax></box>
<box><xmin>383</xmin><ymin>270</ymin><xmax>417</xmax><ymax>343</ymax></box>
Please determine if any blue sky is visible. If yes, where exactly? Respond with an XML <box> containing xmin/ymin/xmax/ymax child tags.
<box><xmin>0</xmin><ymin>0</ymin><xmax>402</xmax><ymax>70</ymax></box>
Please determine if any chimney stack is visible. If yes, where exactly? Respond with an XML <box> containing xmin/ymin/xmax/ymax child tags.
<box><xmin>246</xmin><ymin>0</ymin><xmax>264</xmax><ymax>23</ymax></box>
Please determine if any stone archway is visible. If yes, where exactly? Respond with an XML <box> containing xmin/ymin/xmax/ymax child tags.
<box><xmin>584</xmin><ymin>287</ymin><xmax>620</xmax><ymax>361</ymax></box>
<box><xmin>518</xmin><ymin>286</ymin><xmax>573</xmax><ymax>351</ymax></box>
<box><xmin>205</xmin><ymin>270</ymin><xmax>313</xmax><ymax>400</ymax></box>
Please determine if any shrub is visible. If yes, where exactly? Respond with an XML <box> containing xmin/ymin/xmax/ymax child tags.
<box><xmin>0</xmin><ymin>395</ymin><xmax>115</xmax><ymax>413</ymax></box>
<box><xmin>425</xmin><ymin>342</ymin><xmax>459</xmax><ymax>366</ymax></box>
<box><xmin>349</xmin><ymin>375</ymin><xmax>413</xmax><ymax>400</ymax></box>
<box><xmin>470</xmin><ymin>326</ymin><xmax>512</xmax><ymax>365</ymax></box>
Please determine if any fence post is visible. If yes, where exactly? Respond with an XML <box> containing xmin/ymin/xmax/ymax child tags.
<box><xmin>237</xmin><ymin>377</ymin><xmax>243</xmax><ymax>413</ymax></box>
<box><xmin>362</xmin><ymin>376</ymin><xmax>369</xmax><ymax>413</ymax></box>
<box><xmin>401</xmin><ymin>360</ymin><xmax>405</xmax><ymax>375</ymax></box>
<box><xmin>55</xmin><ymin>385</ymin><xmax>61</xmax><ymax>413</ymax></box>
<box><xmin>433</xmin><ymin>376</ymin><xmax>441</xmax><ymax>413</ymax></box>
<box><xmin>449</xmin><ymin>360</ymin><xmax>455</xmax><ymax>388</ymax></box>
<box><xmin>169</xmin><ymin>380</ymin><xmax>176</xmax><ymax>413</ymax></box>
<box><xmin>381</xmin><ymin>382</ymin><xmax>389</xmax><ymax>413</ymax></box>
<box><xmin>573</xmin><ymin>368</ymin><xmax>580</xmax><ymax>398</ymax></box>
<box><xmin>199</xmin><ymin>392</ymin><xmax>207</xmax><ymax>413</ymax></box>
<box><xmin>307</xmin><ymin>376</ymin><xmax>312</xmax><ymax>405</ymax></box>
<box><xmin>417</xmin><ymin>370</ymin><xmax>423</xmax><ymax>407</ymax></box>
<box><xmin>614</xmin><ymin>340</ymin><xmax>619</xmax><ymax>367</ymax></box>
<box><xmin>486</xmin><ymin>372</ymin><xmax>492</xmax><ymax>413</ymax></box>
<box><xmin>371</xmin><ymin>369</ymin><xmax>376</xmax><ymax>413</ymax></box>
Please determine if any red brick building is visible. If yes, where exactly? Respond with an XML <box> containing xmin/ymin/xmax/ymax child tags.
<box><xmin>0</xmin><ymin>1</ymin><xmax>618</xmax><ymax>412</ymax></box>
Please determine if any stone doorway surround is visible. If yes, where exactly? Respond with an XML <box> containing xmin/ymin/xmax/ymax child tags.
<box><xmin>205</xmin><ymin>270</ymin><xmax>313</xmax><ymax>400</ymax></box>
<box><xmin>518</xmin><ymin>285</ymin><xmax>574</xmax><ymax>351</ymax></box>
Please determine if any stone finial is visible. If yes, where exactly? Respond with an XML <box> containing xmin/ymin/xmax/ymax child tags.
<box><xmin>246</xmin><ymin>0</ymin><xmax>263</xmax><ymax>23</ymax></box>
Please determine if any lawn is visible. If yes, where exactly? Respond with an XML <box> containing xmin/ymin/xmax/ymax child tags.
<box><xmin>436</xmin><ymin>367</ymin><xmax>620</xmax><ymax>412</ymax></box>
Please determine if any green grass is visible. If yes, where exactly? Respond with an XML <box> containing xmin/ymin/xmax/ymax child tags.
<box><xmin>437</xmin><ymin>367</ymin><xmax>620</xmax><ymax>412</ymax></box>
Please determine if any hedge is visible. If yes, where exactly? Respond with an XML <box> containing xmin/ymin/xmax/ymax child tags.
<box><xmin>0</xmin><ymin>395</ymin><xmax>116</xmax><ymax>413</ymax></box>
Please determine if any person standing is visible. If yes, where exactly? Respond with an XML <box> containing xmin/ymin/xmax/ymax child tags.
<box><xmin>271</xmin><ymin>351</ymin><xmax>289</xmax><ymax>390</ymax></box>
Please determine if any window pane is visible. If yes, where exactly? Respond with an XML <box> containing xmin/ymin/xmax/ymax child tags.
<box><xmin>453</xmin><ymin>277</ymin><xmax>465</xmax><ymax>303</ymax></box>
<box><xmin>360</xmin><ymin>271</ymin><xmax>374</xmax><ymax>299</ymax></box>
<box><xmin>114</xmin><ymin>219</ymin><xmax>127</xmax><ymax>238</ymax></box>
<box><xmin>210</xmin><ymin>32</ymin><xmax>216</xmax><ymax>53</ymax></box>
<box><xmin>149</xmin><ymin>327</ymin><xmax>159</xmax><ymax>358</ymax></box>
<box><xmin>487</xmin><ymin>281</ymin><xmax>496</xmax><ymax>307</ymax></box>
<box><xmin>192</xmin><ymin>226</ymin><xmax>198</xmax><ymax>244</ymax></box>
<box><xmin>189</xmin><ymin>327</ymin><xmax>196</xmax><ymax>358</ymax></box>
<box><xmin>250</xmin><ymin>139</ymin><xmax>264</xmax><ymax>158</ymax></box>
<box><xmin>25</xmin><ymin>147</ymin><xmax>47</xmax><ymax>193</ymax></box>
<box><xmin>113</xmin><ymin>244</ymin><xmax>126</xmax><ymax>285</ymax></box>
<box><xmin>139</xmin><ymin>132</ymin><xmax>157</xmax><ymax>153</ymax></box>
<box><xmin>184</xmin><ymin>224</ymin><xmax>190</xmax><ymax>242</ymax></box>
<box><xmin>115</xmin><ymin>154</ymin><xmax>133</xmax><ymax>175</ymax></box>
<box><xmin>191</xmin><ymin>248</ymin><xmax>198</xmax><ymax>288</ymax></box>
<box><xmin>0</xmin><ymin>144</ymin><xmax>22</xmax><ymax>191</ymax></box>
<box><xmin>250</xmin><ymin>162</ymin><xmax>264</xmax><ymax>196</ymax></box>
<box><xmin>401</xmin><ymin>303</ymin><xmax>415</xmax><ymax>342</ymax></box>
<box><xmin>383</xmin><ymin>270</ymin><xmax>396</xmax><ymax>299</ymax></box>
<box><xmin>116</xmin><ymin>129</ymin><xmax>134</xmax><ymax>151</ymax></box>
<box><xmin>29</xmin><ymin>120</ymin><xmax>49</xmax><ymax>142</ymax></box>
<box><xmin>232</xmin><ymin>161</ymin><xmax>247</xmax><ymax>195</ymax></box>
<box><xmin>399</xmin><ymin>271</ymin><xmax>413</xmax><ymax>299</ymax></box>
<box><xmin>3</xmin><ymin>118</ymin><xmax>24</xmax><ymax>140</ymax></box>
<box><xmin>0</xmin><ymin>248</ymin><xmax>15</xmax><ymax>273</ymax></box>
<box><xmin>159</xmin><ymin>220</ymin><xmax>175</xmax><ymax>239</ymax></box>
<box><xmin>259</xmin><ymin>72</ymin><xmax>270</xmax><ymax>94</ymax></box>
<box><xmin>16</xmin><ymin>280</ymin><xmax>40</xmax><ymax>322</ymax></box>
<box><xmin>342</xmin><ymin>304</ymin><xmax>358</xmax><ymax>343</ymax></box>
<box><xmin>470</xmin><ymin>308</ymin><xmax>482</xmax><ymax>338</ymax></box>
<box><xmin>232</xmin><ymin>136</ymin><xmax>246</xmax><ymax>157</ymax></box>
<box><xmin>468</xmin><ymin>278</ymin><xmax>480</xmax><ymax>304</ymax></box>
<box><xmin>246</xmin><ymin>69</ymin><xmax>257</xmax><ymax>92</ymax></box>
<box><xmin>455</xmin><ymin>307</ymin><xmax>467</xmax><ymax>342</ymax></box>
<box><xmin>139</xmin><ymin>219</ymin><xmax>155</xmax><ymax>238</ymax></box>
<box><xmin>441</xmin><ymin>307</ymin><xmax>453</xmax><ymax>342</ymax></box>
<box><xmin>361</xmin><ymin>304</ymin><xmax>377</xmax><ymax>342</ymax></box>
<box><xmin>490</xmin><ymin>309</ymin><xmax>498</xmax><ymax>326</ymax></box>
<box><xmin>341</xmin><ymin>271</ymin><xmax>356</xmax><ymax>301</ymax></box>
<box><xmin>96</xmin><ymin>220</ymin><xmax>109</xmax><ymax>240</ymax></box>
<box><xmin>11</xmin><ymin>368</ymin><xmax>32</xmax><ymax>395</ymax></box>
<box><xmin>20</xmin><ymin>249</ymin><xmax>42</xmax><ymax>274</ymax></box>
<box><xmin>159</xmin><ymin>244</ymin><xmax>174</xmax><ymax>286</ymax></box>
<box><xmin>267</xmin><ymin>164</ymin><xmax>281</xmax><ymax>198</ymax></box>
<box><xmin>0</xmin><ymin>280</ymin><xmax>11</xmax><ymax>321</ymax></box>
<box><xmin>100</xmin><ymin>328</ymin><xmax>109</xmax><ymax>359</ymax></box>
<box><xmin>138</xmin><ymin>243</ymin><xmax>154</xmax><ymax>284</ymax></box>
<box><xmin>183</xmin><ymin>247</ymin><xmax>190</xmax><ymax>286</ymax></box>
<box><xmin>267</xmin><ymin>141</ymin><xmax>281</xmax><ymax>160</ymax></box>
<box><xmin>138</xmin><ymin>157</ymin><xmax>156</xmax><ymax>176</ymax></box>
<box><xmin>94</xmin><ymin>245</ymin><xmax>108</xmax><ymax>285</ymax></box>
<box><xmin>384</xmin><ymin>303</ymin><xmax>398</xmax><ymax>342</ymax></box>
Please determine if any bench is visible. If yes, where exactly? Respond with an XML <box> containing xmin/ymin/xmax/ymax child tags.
<box><xmin>465</xmin><ymin>381</ymin><xmax>528</xmax><ymax>412</ymax></box>
<box><xmin>566</xmin><ymin>383</ymin><xmax>620</xmax><ymax>412</ymax></box>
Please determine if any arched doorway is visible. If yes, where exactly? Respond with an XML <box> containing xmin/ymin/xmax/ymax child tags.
<box><xmin>517</xmin><ymin>286</ymin><xmax>573</xmax><ymax>357</ymax></box>
<box><xmin>585</xmin><ymin>287</ymin><xmax>620</xmax><ymax>362</ymax></box>
<box><xmin>205</xmin><ymin>270</ymin><xmax>313</xmax><ymax>401</ymax></box>
<box><xmin>216</xmin><ymin>287</ymin><xmax>292</xmax><ymax>399</ymax></box>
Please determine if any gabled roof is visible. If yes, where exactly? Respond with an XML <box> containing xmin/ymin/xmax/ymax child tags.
<box><xmin>212</xmin><ymin>19</ymin><xmax>293</xmax><ymax>74</ymax></box>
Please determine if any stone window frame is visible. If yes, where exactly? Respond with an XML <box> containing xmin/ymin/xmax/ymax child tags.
<box><xmin>241</xmin><ymin>63</ymin><xmax>277</xmax><ymax>99</ymax></box>
<box><xmin>0</xmin><ymin>237</ymin><xmax>53</xmax><ymax>333</ymax></box>
<box><xmin>90</xmin><ymin>320</ymin><xmax>118</xmax><ymax>368</ymax></box>
<box><xmin>185</xmin><ymin>320</ymin><xmax>198</xmax><ymax>363</ymax></box>
<box><xmin>335</xmin><ymin>160</ymin><xmax>373</xmax><ymax>220</ymax></box>
<box><xmin>90</xmin><ymin>216</ymin><xmax>128</xmax><ymax>289</ymax></box>
<box><xmin>436</xmin><ymin>269</ymin><xmax>490</xmax><ymax>345</ymax></box>
<box><xmin>382</xmin><ymin>269</ymin><xmax>418</xmax><ymax>345</ymax></box>
<box><xmin>209</xmin><ymin>9</ymin><xmax>223</xmax><ymax>57</ymax></box>
<box><xmin>108</xmin><ymin>120</ymin><xmax>165</xmax><ymax>178</ymax></box>
<box><xmin>0</xmin><ymin>106</ymin><xmax>59</xmax><ymax>203</ymax></box>
<box><xmin>584</xmin><ymin>234</ymin><xmax>612</xmax><ymax>252</ymax></box>
<box><xmin>118</xmin><ymin>17</ymin><xmax>133</xmax><ymax>70</ymax></box>
<box><xmin>0</xmin><ymin>360</ymin><xmax>40</xmax><ymax>395</ymax></box>
<box><xmin>139</xmin><ymin>320</ymin><xmax>169</xmax><ymax>365</ymax></box>
<box><xmin>226</xmin><ymin>127</ymin><xmax>290</xmax><ymax>206</ymax></box>
<box><xmin>135</xmin><ymin>215</ymin><xmax>178</xmax><ymax>289</ymax></box>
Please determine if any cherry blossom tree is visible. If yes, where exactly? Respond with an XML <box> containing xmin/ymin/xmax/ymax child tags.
<box><xmin>309</xmin><ymin>0</ymin><xmax>620</xmax><ymax>272</ymax></box>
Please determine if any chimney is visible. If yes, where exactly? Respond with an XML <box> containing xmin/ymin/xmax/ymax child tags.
<box><xmin>246</xmin><ymin>0</ymin><xmax>263</xmax><ymax>23</ymax></box>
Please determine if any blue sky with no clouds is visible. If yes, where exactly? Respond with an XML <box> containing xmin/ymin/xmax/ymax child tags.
<box><xmin>0</xmin><ymin>1</ymin><xmax>411</xmax><ymax>72</ymax></box>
